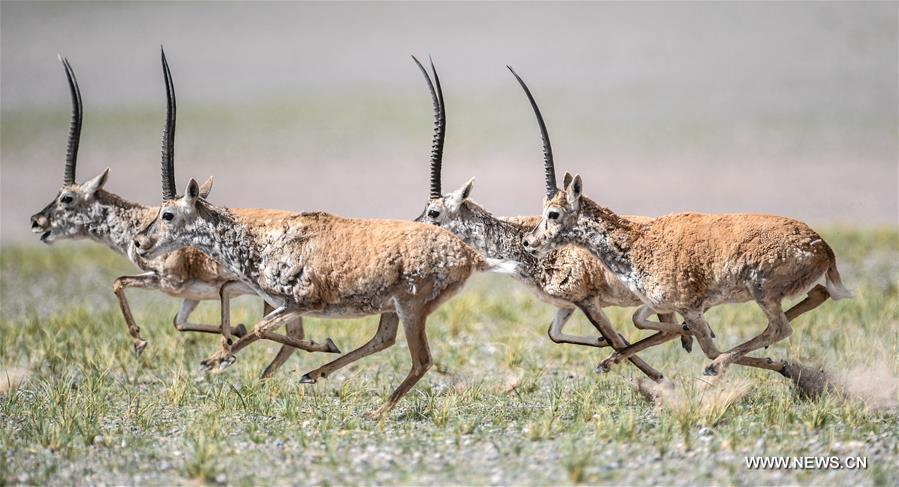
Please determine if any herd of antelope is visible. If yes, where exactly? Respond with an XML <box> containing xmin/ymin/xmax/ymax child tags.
<box><xmin>30</xmin><ymin>49</ymin><xmax>852</xmax><ymax>417</ymax></box>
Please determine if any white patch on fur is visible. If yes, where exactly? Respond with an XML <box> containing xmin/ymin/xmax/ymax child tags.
<box><xmin>485</xmin><ymin>258</ymin><xmax>519</xmax><ymax>275</ymax></box>
<box><xmin>825</xmin><ymin>280</ymin><xmax>854</xmax><ymax>300</ymax></box>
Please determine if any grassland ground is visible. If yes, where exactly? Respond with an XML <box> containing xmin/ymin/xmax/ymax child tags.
<box><xmin>1</xmin><ymin>228</ymin><xmax>897</xmax><ymax>485</ymax></box>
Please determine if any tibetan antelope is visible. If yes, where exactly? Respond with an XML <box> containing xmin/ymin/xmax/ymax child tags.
<box><xmin>412</xmin><ymin>57</ymin><xmax>688</xmax><ymax>381</ymax></box>
<box><xmin>131</xmin><ymin>61</ymin><xmax>507</xmax><ymax>419</ymax></box>
<box><xmin>30</xmin><ymin>52</ymin><xmax>326</xmax><ymax>379</ymax></box>
<box><xmin>513</xmin><ymin>68</ymin><xmax>852</xmax><ymax>377</ymax></box>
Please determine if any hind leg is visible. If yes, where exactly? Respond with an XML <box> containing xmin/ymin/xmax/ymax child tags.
<box><xmin>173</xmin><ymin>297</ymin><xmax>247</xmax><ymax>338</ymax></box>
<box><xmin>366</xmin><ymin>309</ymin><xmax>432</xmax><ymax>419</ymax></box>
<box><xmin>547</xmin><ymin>307</ymin><xmax>609</xmax><ymax>348</ymax></box>
<box><xmin>631</xmin><ymin>306</ymin><xmax>685</xmax><ymax>335</ymax></box>
<box><xmin>785</xmin><ymin>284</ymin><xmax>830</xmax><ymax>321</ymax></box>
<box><xmin>705</xmin><ymin>299</ymin><xmax>791</xmax><ymax>376</ymax></box>
<box><xmin>729</xmin><ymin>285</ymin><xmax>832</xmax><ymax>376</ymax></box>
<box><xmin>300</xmin><ymin>313</ymin><xmax>400</xmax><ymax>384</ymax></box>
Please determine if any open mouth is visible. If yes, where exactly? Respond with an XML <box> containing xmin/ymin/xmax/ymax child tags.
<box><xmin>40</xmin><ymin>231</ymin><xmax>51</xmax><ymax>242</ymax></box>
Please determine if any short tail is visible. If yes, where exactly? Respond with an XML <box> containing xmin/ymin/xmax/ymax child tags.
<box><xmin>824</xmin><ymin>261</ymin><xmax>853</xmax><ymax>300</ymax></box>
<box><xmin>483</xmin><ymin>257</ymin><xmax>519</xmax><ymax>275</ymax></box>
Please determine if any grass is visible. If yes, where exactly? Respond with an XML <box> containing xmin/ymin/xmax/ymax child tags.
<box><xmin>1</xmin><ymin>228</ymin><xmax>897</xmax><ymax>485</ymax></box>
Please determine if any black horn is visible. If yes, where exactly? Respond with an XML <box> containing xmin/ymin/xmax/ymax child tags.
<box><xmin>507</xmin><ymin>66</ymin><xmax>556</xmax><ymax>198</ymax></box>
<box><xmin>60</xmin><ymin>55</ymin><xmax>83</xmax><ymax>185</ymax></box>
<box><xmin>412</xmin><ymin>55</ymin><xmax>445</xmax><ymax>199</ymax></box>
<box><xmin>160</xmin><ymin>46</ymin><xmax>177</xmax><ymax>200</ymax></box>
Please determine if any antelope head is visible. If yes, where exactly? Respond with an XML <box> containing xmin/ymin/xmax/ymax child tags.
<box><xmin>30</xmin><ymin>56</ymin><xmax>112</xmax><ymax>244</ymax></box>
<box><xmin>406</xmin><ymin>55</ymin><xmax>476</xmax><ymax>226</ymax></box>
<box><xmin>507</xmin><ymin>67</ymin><xmax>583</xmax><ymax>257</ymax></box>
<box><xmin>134</xmin><ymin>48</ymin><xmax>214</xmax><ymax>259</ymax></box>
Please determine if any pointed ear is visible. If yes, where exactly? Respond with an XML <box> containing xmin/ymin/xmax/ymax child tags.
<box><xmin>446</xmin><ymin>177</ymin><xmax>475</xmax><ymax>211</ymax></box>
<box><xmin>184</xmin><ymin>178</ymin><xmax>200</xmax><ymax>206</ymax></box>
<box><xmin>460</xmin><ymin>177</ymin><xmax>475</xmax><ymax>200</ymax></box>
<box><xmin>81</xmin><ymin>168</ymin><xmax>110</xmax><ymax>195</ymax></box>
<box><xmin>566</xmin><ymin>174</ymin><xmax>582</xmax><ymax>203</ymax></box>
<box><xmin>562</xmin><ymin>171</ymin><xmax>573</xmax><ymax>189</ymax></box>
<box><xmin>198</xmin><ymin>176</ymin><xmax>214</xmax><ymax>198</ymax></box>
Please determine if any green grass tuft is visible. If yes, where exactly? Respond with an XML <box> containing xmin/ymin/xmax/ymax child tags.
<box><xmin>1</xmin><ymin>228</ymin><xmax>897</xmax><ymax>484</ymax></box>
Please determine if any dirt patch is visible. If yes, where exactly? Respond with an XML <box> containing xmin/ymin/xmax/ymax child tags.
<box><xmin>783</xmin><ymin>361</ymin><xmax>833</xmax><ymax>399</ymax></box>
<box><xmin>833</xmin><ymin>359</ymin><xmax>899</xmax><ymax>412</ymax></box>
<box><xmin>631</xmin><ymin>375</ymin><xmax>753</xmax><ymax>426</ymax></box>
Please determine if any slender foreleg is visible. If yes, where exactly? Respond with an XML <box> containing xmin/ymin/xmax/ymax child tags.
<box><xmin>595</xmin><ymin>312</ymin><xmax>684</xmax><ymax>370</ymax></box>
<box><xmin>200</xmin><ymin>307</ymin><xmax>336</xmax><ymax>372</ymax></box>
<box><xmin>577</xmin><ymin>303</ymin><xmax>664</xmax><ymax>381</ymax></box>
<box><xmin>112</xmin><ymin>272</ymin><xmax>160</xmax><ymax>357</ymax></box>
<box><xmin>172</xmin><ymin>298</ymin><xmax>247</xmax><ymax>338</ymax></box>
<box><xmin>217</xmin><ymin>281</ymin><xmax>243</xmax><ymax>358</ymax></box>
<box><xmin>260</xmin><ymin>301</ymin><xmax>307</xmax><ymax>379</ymax></box>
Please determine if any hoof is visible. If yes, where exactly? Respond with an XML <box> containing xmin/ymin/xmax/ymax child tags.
<box><xmin>218</xmin><ymin>355</ymin><xmax>236</xmax><ymax>371</ymax></box>
<box><xmin>710</xmin><ymin>328</ymin><xmax>716</xmax><ymax>339</ymax></box>
<box><xmin>594</xmin><ymin>362</ymin><xmax>610</xmax><ymax>374</ymax></box>
<box><xmin>703</xmin><ymin>364</ymin><xmax>720</xmax><ymax>376</ymax></box>
<box><xmin>325</xmin><ymin>338</ymin><xmax>341</xmax><ymax>354</ymax></box>
<box><xmin>198</xmin><ymin>361</ymin><xmax>213</xmax><ymax>373</ymax></box>
<box><xmin>778</xmin><ymin>362</ymin><xmax>792</xmax><ymax>379</ymax></box>
<box><xmin>133</xmin><ymin>339</ymin><xmax>148</xmax><ymax>358</ymax></box>
<box><xmin>299</xmin><ymin>373</ymin><xmax>317</xmax><ymax>384</ymax></box>
<box><xmin>363</xmin><ymin>408</ymin><xmax>385</xmax><ymax>420</ymax></box>
<box><xmin>233</xmin><ymin>324</ymin><xmax>248</xmax><ymax>338</ymax></box>
<box><xmin>680</xmin><ymin>335</ymin><xmax>693</xmax><ymax>353</ymax></box>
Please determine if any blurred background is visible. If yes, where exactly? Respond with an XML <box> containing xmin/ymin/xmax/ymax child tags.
<box><xmin>2</xmin><ymin>2</ymin><xmax>896</xmax><ymax>243</ymax></box>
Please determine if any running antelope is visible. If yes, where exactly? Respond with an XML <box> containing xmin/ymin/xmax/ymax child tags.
<box><xmin>29</xmin><ymin>52</ymin><xmax>324</xmax><ymax>378</ymax></box>
<box><xmin>513</xmin><ymin>68</ymin><xmax>852</xmax><ymax>377</ymax></box>
<box><xmin>131</xmin><ymin>62</ymin><xmax>508</xmax><ymax>419</ymax></box>
<box><xmin>412</xmin><ymin>57</ymin><xmax>686</xmax><ymax>381</ymax></box>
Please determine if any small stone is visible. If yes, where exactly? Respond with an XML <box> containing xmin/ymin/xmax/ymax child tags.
<box><xmin>93</xmin><ymin>435</ymin><xmax>105</xmax><ymax>445</ymax></box>
<box><xmin>698</xmin><ymin>427</ymin><xmax>713</xmax><ymax>437</ymax></box>
<box><xmin>215</xmin><ymin>474</ymin><xmax>227</xmax><ymax>484</ymax></box>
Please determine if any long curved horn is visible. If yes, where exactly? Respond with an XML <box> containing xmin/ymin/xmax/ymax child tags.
<box><xmin>412</xmin><ymin>55</ymin><xmax>445</xmax><ymax>199</ymax></box>
<box><xmin>160</xmin><ymin>46</ymin><xmax>177</xmax><ymax>200</ymax></box>
<box><xmin>507</xmin><ymin>66</ymin><xmax>556</xmax><ymax>198</ymax></box>
<box><xmin>60</xmin><ymin>55</ymin><xmax>83</xmax><ymax>185</ymax></box>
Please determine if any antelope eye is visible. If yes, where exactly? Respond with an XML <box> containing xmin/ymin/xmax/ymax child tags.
<box><xmin>161</xmin><ymin>212</ymin><xmax>174</xmax><ymax>221</ymax></box>
<box><xmin>60</xmin><ymin>195</ymin><xmax>73</xmax><ymax>204</ymax></box>
<box><xmin>548</xmin><ymin>211</ymin><xmax>560</xmax><ymax>220</ymax></box>
<box><xmin>427</xmin><ymin>210</ymin><xmax>440</xmax><ymax>219</ymax></box>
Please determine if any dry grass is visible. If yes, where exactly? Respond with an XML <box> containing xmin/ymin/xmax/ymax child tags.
<box><xmin>1</xmin><ymin>227</ymin><xmax>897</xmax><ymax>485</ymax></box>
